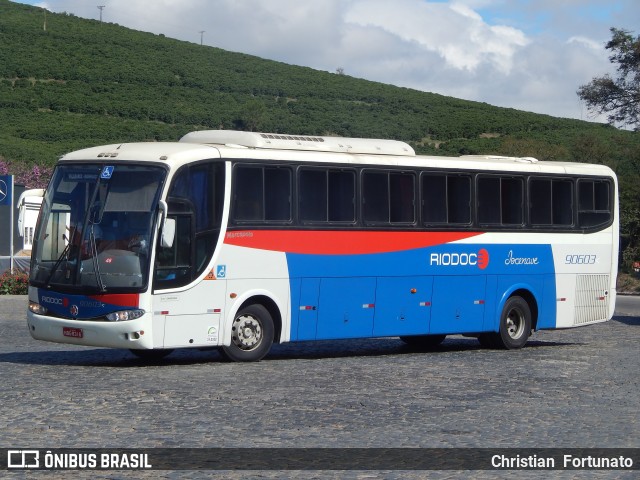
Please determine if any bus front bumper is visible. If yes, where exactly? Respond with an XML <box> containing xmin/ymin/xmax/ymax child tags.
<box><xmin>27</xmin><ymin>311</ymin><xmax>154</xmax><ymax>349</ymax></box>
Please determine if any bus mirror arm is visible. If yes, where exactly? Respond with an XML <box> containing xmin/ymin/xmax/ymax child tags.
<box><xmin>158</xmin><ymin>200</ymin><xmax>176</xmax><ymax>248</ymax></box>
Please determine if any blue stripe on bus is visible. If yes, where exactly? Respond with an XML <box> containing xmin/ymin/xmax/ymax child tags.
<box><xmin>286</xmin><ymin>244</ymin><xmax>556</xmax><ymax>341</ymax></box>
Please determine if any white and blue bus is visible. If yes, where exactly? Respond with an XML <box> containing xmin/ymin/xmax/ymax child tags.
<box><xmin>27</xmin><ymin>130</ymin><xmax>618</xmax><ymax>361</ymax></box>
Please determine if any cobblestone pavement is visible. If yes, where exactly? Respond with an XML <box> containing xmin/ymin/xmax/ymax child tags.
<box><xmin>0</xmin><ymin>295</ymin><xmax>638</xmax><ymax>479</ymax></box>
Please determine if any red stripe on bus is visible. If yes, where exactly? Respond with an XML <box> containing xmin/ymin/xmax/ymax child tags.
<box><xmin>224</xmin><ymin>230</ymin><xmax>482</xmax><ymax>255</ymax></box>
<box><xmin>88</xmin><ymin>293</ymin><xmax>140</xmax><ymax>307</ymax></box>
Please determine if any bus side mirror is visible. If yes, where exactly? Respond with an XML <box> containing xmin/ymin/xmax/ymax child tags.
<box><xmin>161</xmin><ymin>218</ymin><xmax>176</xmax><ymax>248</ymax></box>
<box><xmin>158</xmin><ymin>199</ymin><xmax>175</xmax><ymax>248</ymax></box>
<box><xmin>17</xmin><ymin>189</ymin><xmax>45</xmax><ymax>237</ymax></box>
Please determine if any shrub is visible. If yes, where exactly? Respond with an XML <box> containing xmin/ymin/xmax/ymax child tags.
<box><xmin>0</xmin><ymin>271</ymin><xmax>29</xmax><ymax>295</ymax></box>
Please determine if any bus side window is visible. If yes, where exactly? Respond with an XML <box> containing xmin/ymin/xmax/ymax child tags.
<box><xmin>155</xmin><ymin>215</ymin><xmax>192</xmax><ymax>286</ymax></box>
<box><xmin>328</xmin><ymin>170</ymin><xmax>355</xmax><ymax>222</ymax></box>
<box><xmin>530</xmin><ymin>178</ymin><xmax>573</xmax><ymax>227</ymax></box>
<box><xmin>234</xmin><ymin>166</ymin><xmax>263</xmax><ymax>221</ymax></box>
<box><xmin>478</xmin><ymin>175</ymin><xmax>523</xmax><ymax>226</ymax></box>
<box><xmin>363</xmin><ymin>170</ymin><xmax>414</xmax><ymax>225</ymax></box>
<box><xmin>390</xmin><ymin>172</ymin><xmax>415</xmax><ymax>223</ymax></box>
<box><xmin>299</xmin><ymin>169</ymin><xmax>327</xmax><ymax>222</ymax></box>
<box><xmin>265</xmin><ymin>168</ymin><xmax>291</xmax><ymax>221</ymax></box>
<box><xmin>422</xmin><ymin>173</ymin><xmax>471</xmax><ymax>225</ymax></box>
<box><xmin>578</xmin><ymin>179</ymin><xmax>611</xmax><ymax>228</ymax></box>
<box><xmin>448</xmin><ymin>175</ymin><xmax>471</xmax><ymax>224</ymax></box>
<box><xmin>477</xmin><ymin>176</ymin><xmax>501</xmax><ymax>224</ymax></box>
<box><xmin>299</xmin><ymin>168</ymin><xmax>355</xmax><ymax>223</ymax></box>
<box><xmin>233</xmin><ymin>165</ymin><xmax>291</xmax><ymax>223</ymax></box>
<box><xmin>363</xmin><ymin>171</ymin><xmax>389</xmax><ymax>223</ymax></box>
<box><xmin>529</xmin><ymin>178</ymin><xmax>552</xmax><ymax>225</ymax></box>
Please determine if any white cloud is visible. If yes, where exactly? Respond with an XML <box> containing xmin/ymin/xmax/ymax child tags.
<box><xmin>568</xmin><ymin>36</ymin><xmax>604</xmax><ymax>52</ymax></box>
<box><xmin>345</xmin><ymin>0</ymin><xmax>529</xmax><ymax>74</ymax></box>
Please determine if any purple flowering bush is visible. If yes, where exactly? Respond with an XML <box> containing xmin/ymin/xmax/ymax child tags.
<box><xmin>0</xmin><ymin>271</ymin><xmax>29</xmax><ymax>295</ymax></box>
<box><xmin>0</xmin><ymin>157</ymin><xmax>53</xmax><ymax>189</ymax></box>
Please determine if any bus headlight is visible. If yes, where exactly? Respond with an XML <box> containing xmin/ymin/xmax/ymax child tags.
<box><xmin>105</xmin><ymin>309</ymin><xmax>145</xmax><ymax>322</ymax></box>
<box><xmin>29</xmin><ymin>301</ymin><xmax>48</xmax><ymax>315</ymax></box>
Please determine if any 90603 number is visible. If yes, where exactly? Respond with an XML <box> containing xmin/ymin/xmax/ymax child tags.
<box><xmin>565</xmin><ymin>254</ymin><xmax>597</xmax><ymax>265</ymax></box>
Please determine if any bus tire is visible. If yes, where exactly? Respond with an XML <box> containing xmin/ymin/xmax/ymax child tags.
<box><xmin>129</xmin><ymin>348</ymin><xmax>174</xmax><ymax>360</ymax></box>
<box><xmin>400</xmin><ymin>334</ymin><xmax>446</xmax><ymax>348</ymax></box>
<box><xmin>221</xmin><ymin>304</ymin><xmax>274</xmax><ymax>362</ymax></box>
<box><xmin>495</xmin><ymin>296</ymin><xmax>531</xmax><ymax>349</ymax></box>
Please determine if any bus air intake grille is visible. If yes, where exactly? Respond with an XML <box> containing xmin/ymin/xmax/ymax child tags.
<box><xmin>260</xmin><ymin>133</ymin><xmax>324</xmax><ymax>142</ymax></box>
<box><xmin>573</xmin><ymin>274</ymin><xmax>610</xmax><ymax>325</ymax></box>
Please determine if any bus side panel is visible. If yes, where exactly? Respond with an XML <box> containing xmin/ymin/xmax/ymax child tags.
<box><xmin>316</xmin><ymin>277</ymin><xmax>376</xmax><ymax>340</ymax></box>
<box><xmin>154</xmin><ymin>279</ymin><xmax>227</xmax><ymax>348</ymax></box>
<box><xmin>538</xmin><ymin>273</ymin><xmax>558</xmax><ymax>329</ymax></box>
<box><xmin>285</xmin><ymin>241</ymin><xmax>558</xmax><ymax>338</ymax></box>
<box><xmin>430</xmin><ymin>275</ymin><xmax>486</xmax><ymax>334</ymax></box>
<box><xmin>373</xmin><ymin>276</ymin><xmax>433</xmax><ymax>336</ymax></box>
<box><xmin>482</xmin><ymin>275</ymin><xmax>499</xmax><ymax>332</ymax></box>
<box><xmin>294</xmin><ymin>277</ymin><xmax>321</xmax><ymax>341</ymax></box>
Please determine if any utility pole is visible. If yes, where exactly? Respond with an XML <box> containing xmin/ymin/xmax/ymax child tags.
<box><xmin>97</xmin><ymin>5</ymin><xmax>105</xmax><ymax>22</ymax></box>
<box><xmin>199</xmin><ymin>30</ymin><xmax>205</xmax><ymax>45</ymax></box>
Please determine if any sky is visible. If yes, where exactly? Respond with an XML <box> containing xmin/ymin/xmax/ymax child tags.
<box><xmin>14</xmin><ymin>0</ymin><xmax>640</xmax><ymax>123</ymax></box>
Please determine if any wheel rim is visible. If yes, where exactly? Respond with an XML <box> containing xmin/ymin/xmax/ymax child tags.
<box><xmin>505</xmin><ymin>307</ymin><xmax>525</xmax><ymax>339</ymax></box>
<box><xmin>231</xmin><ymin>314</ymin><xmax>263</xmax><ymax>351</ymax></box>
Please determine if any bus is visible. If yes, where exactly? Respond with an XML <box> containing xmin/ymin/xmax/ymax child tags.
<box><xmin>26</xmin><ymin>130</ymin><xmax>618</xmax><ymax>361</ymax></box>
<box><xmin>17</xmin><ymin>188</ymin><xmax>45</xmax><ymax>253</ymax></box>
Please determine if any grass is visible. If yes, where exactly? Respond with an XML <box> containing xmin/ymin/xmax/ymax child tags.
<box><xmin>617</xmin><ymin>272</ymin><xmax>640</xmax><ymax>295</ymax></box>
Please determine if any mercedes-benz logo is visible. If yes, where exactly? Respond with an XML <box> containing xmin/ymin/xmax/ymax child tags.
<box><xmin>0</xmin><ymin>179</ymin><xmax>7</xmax><ymax>203</ymax></box>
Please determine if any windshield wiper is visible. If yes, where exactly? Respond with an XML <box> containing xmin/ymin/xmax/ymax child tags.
<box><xmin>45</xmin><ymin>231</ymin><xmax>73</xmax><ymax>288</ymax></box>
<box><xmin>89</xmin><ymin>223</ymin><xmax>107</xmax><ymax>292</ymax></box>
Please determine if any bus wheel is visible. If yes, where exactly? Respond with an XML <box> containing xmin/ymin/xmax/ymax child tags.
<box><xmin>495</xmin><ymin>296</ymin><xmax>531</xmax><ymax>349</ymax></box>
<box><xmin>400</xmin><ymin>334</ymin><xmax>446</xmax><ymax>347</ymax></box>
<box><xmin>221</xmin><ymin>304</ymin><xmax>274</xmax><ymax>362</ymax></box>
<box><xmin>129</xmin><ymin>348</ymin><xmax>174</xmax><ymax>360</ymax></box>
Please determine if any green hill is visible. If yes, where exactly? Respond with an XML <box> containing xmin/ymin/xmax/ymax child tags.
<box><xmin>1</xmin><ymin>0</ymin><xmax>639</xmax><ymax>268</ymax></box>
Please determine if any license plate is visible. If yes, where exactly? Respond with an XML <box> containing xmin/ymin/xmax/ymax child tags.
<box><xmin>63</xmin><ymin>327</ymin><xmax>83</xmax><ymax>339</ymax></box>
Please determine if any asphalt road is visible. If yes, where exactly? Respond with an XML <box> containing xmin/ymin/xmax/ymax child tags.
<box><xmin>0</xmin><ymin>294</ymin><xmax>639</xmax><ymax>479</ymax></box>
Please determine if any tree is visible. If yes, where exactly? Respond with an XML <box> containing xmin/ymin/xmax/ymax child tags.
<box><xmin>577</xmin><ymin>28</ymin><xmax>640</xmax><ymax>130</ymax></box>
<box><xmin>233</xmin><ymin>99</ymin><xmax>266</xmax><ymax>132</ymax></box>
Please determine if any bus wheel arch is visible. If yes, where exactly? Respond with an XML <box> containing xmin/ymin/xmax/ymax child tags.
<box><xmin>481</xmin><ymin>289</ymin><xmax>538</xmax><ymax>349</ymax></box>
<box><xmin>220</xmin><ymin>295</ymin><xmax>282</xmax><ymax>362</ymax></box>
<box><xmin>511</xmin><ymin>288</ymin><xmax>538</xmax><ymax>332</ymax></box>
<box><xmin>239</xmin><ymin>295</ymin><xmax>283</xmax><ymax>344</ymax></box>
<box><xmin>496</xmin><ymin>293</ymin><xmax>534</xmax><ymax>349</ymax></box>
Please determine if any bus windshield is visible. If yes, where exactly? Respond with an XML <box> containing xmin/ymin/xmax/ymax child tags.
<box><xmin>30</xmin><ymin>164</ymin><xmax>166</xmax><ymax>293</ymax></box>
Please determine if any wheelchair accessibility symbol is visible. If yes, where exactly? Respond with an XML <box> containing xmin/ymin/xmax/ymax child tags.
<box><xmin>100</xmin><ymin>166</ymin><xmax>114</xmax><ymax>179</ymax></box>
<box><xmin>216</xmin><ymin>265</ymin><xmax>226</xmax><ymax>278</ymax></box>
